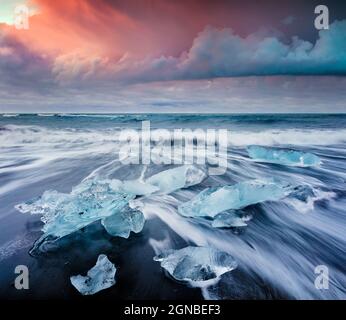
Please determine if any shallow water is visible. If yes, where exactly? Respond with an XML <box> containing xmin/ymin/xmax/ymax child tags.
<box><xmin>0</xmin><ymin>113</ymin><xmax>345</xmax><ymax>299</ymax></box>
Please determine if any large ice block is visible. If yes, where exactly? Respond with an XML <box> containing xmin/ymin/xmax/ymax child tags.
<box><xmin>15</xmin><ymin>165</ymin><xmax>207</xmax><ymax>252</ymax></box>
<box><xmin>154</xmin><ymin>246</ymin><xmax>237</xmax><ymax>285</ymax></box>
<box><xmin>16</xmin><ymin>179</ymin><xmax>135</xmax><ymax>239</ymax></box>
<box><xmin>146</xmin><ymin>165</ymin><xmax>207</xmax><ymax>194</ymax></box>
<box><xmin>15</xmin><ymin>165</ymin><xmax>206</xmax><ymax>243</ymax></box>
<box><xmin>178</xmin><ymin>179</ymin><xmax>291</xmax><ymax>218</ymax></box>
<box><xmin>247</xmin><ymin>145</ymin><xmax>321</xmax><ymax>167</ymax></box>
<box><xmin>70</xmin><ymin>254</ymin><xmax>116</xmax><ymax>295</ymax></box>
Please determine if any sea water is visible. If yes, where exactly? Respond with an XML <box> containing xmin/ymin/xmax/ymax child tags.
<box><xmin>0</xmin><ymin>113</ymin><xmax>345</xmax><ymax>299</ymax></box>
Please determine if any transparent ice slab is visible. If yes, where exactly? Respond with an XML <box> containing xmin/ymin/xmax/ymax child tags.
<box><xmin>178</xmin><ymin>179</ymin><xmax>291</xmax><ymax>218</ymax></box>
<box><xmin>154</xmin><ymin>246</ymin><xmax>237</xmax><ymax>286</ymax></box>
<box><xmin>247</xmin><ymin>145</ymin><xmax>321</xmax><ymax>167</ymax></box>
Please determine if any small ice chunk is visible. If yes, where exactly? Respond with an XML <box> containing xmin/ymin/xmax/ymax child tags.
<box><xmin>101</xmin><ymin>207</ymin><xmax>145</xmax><ymax>238</ymax></box>
<box><xmin>146</xmin><ymin>165</ymin><xmax>207</xmax><ymax>194</ymax></box>
<box><xmin>16</xmin><ymin>179</ymin><xmax>135</xmax><ymax>239</ymax></box>
<box><xmin>212</xmin><ymin>211</ymin><xmax>247</xmax><ymax>228</ymax></box>
<box><xmin>178</xmin><ymin>179</ymin><xmax>291</xmax><ymax>218</ymax></box>
<box><xmin>247</xmin><ymin>145</ymin><xmax>321</xmax><ymax>167</ymax></box>
<box><xmin>154</xmin><ymin>246</ymin><xmax>237</xmax><ymax>286</ymax></box>
<box><xmin>70</xmin><ymin>254</ymin><xmax>116</xmax><ymax>295</ymax></box>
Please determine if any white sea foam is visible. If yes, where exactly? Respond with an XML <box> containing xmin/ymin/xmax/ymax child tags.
<box><xmin>227</xmin><ymin>129</ymin><xmax>346</xmax><ymax>146</ymax></box>
<box><xmin>2</xmin><ymin>125</ymin><xmax>346</xmax><ymax>148</ymax></box>
<box><xmin>2</xmin><ymin>114</ymin><xmax>19</xmax><ymax>117</ymax></box>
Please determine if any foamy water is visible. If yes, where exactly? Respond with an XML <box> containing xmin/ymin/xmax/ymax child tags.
<box><xmin>0</xmin><ymin>114</ymin><xmax>345</xmax><ymax>299</ymax></box>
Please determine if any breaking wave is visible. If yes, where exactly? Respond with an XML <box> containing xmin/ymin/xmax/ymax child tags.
<box><xmin>1</xmin><ymin>124</ymin><xmax>346</xmax><ymax>147</ymax></box>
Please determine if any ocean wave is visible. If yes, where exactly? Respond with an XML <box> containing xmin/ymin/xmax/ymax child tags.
<box><xmin>55</xmin><ymin>114</ymin><xmax>148</xmax><ymax>122</ymax></box>
<box><xmin>228</xmin><ymin>129</ymin><xmax>346</xmax><ymax>146</ymax></box>
<box><xmin>2</xmin><ymin>124</ymin><xmax>346</xmax><ymax>147</ymax></box>
<box><xmin>37</xmin><ymin>113</ymin><xmax>57</xmax><ymax>117</ymax></box>
<box><xmin>0</xmin><ymin>124</ymin><xmax>121</xmax><ymax>146</ymax></box>
<box><xmin>2</xmin><ymin>114</ymin><xmax>19</xmax><ymax>117</ymax></box>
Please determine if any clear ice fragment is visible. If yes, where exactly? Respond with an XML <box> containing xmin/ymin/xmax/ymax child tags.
<box><xmin>101</xmin><ymin>207</ymin><xmax>145</xmax><ymax>238</ymax></box>
<box><xmin>70</xmin><ymin>254</ymin><xmax>116</xmax><ymax>295</ymax></box>
<box><xmin>16</xmin><ymin>179</ymin><xmax>135</xmax><ymax>239</ymax></box>
<box><xmin>247</xmin><ymin>145</ymin><xmax>321</xmax><ymax>167</ymax></box>
<box><xmin>154</xmin><ymin>246</ymin><xmax>237</xmax><ymax>285</ymax></box>
<box><xmin>178</xmin><ymin>179</ymin><xmax>291</xmax><ymax>218</ymax></box>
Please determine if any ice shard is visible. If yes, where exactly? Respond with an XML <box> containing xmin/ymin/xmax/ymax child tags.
<box><xmin>145</xmin><ymin>165</ymin><xmax>207</xmax><ymax>194</ymax></box>
<box><xmin>70</xmin><ymin>254</ymin><xmax>116</xmax><ymax>295</ymax></box>
<box><xmin>178</xmin><ymin>179</ymin><xmax>291</xmax><ymax>218</ymax></box>
<box><xmin>211</xmin><ymin>211</ymin><xmax>247</xmax><ymax>228</ymax></box>
<box><xmin>101</xmin><ymin>207</ymin><xmax>145</xmax><ymax>238</ymax></box>
<box><xmin>16</xmin><ymin>179</ymin><xmax>135</xmax><ymax>239</ymax></box>
<box><xmin>154</xmin><ymin>246</ymin><xmax>237</xmax><ymax>285</ymax></box>
<box><xmin>247</xmin><ymin>145</ymin><xmax>321</xmax><ymax>167</ymax></box>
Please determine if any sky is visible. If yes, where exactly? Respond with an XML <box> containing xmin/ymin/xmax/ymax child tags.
<box><xmin>0</xmin><ymin>0</ymin><xmax>345</xmax><ymax>113</ymax></box>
